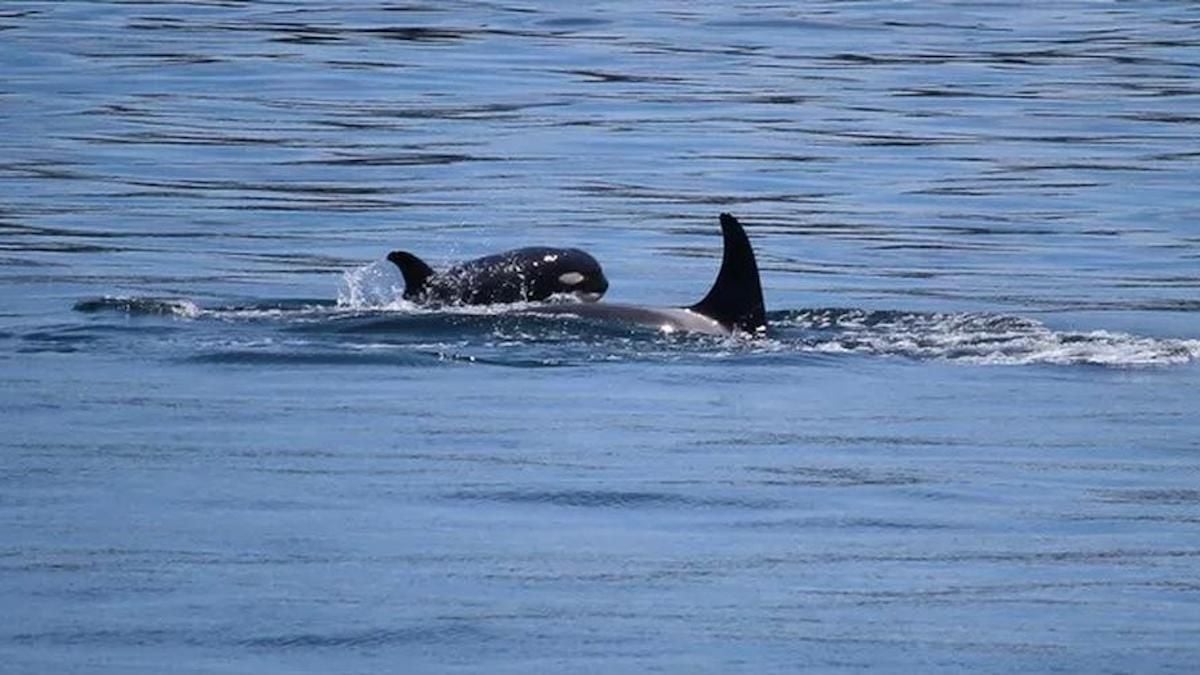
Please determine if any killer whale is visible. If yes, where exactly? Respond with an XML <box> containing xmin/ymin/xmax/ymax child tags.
<box><xmin>524</xmin><ymin>213</ymin><xmax>766</xmax><ymax>336</ymax></box>
<box><xmin>387</xmin><ymin>246</ymin><xmax>609</xmax><ymax>306</ymax></box>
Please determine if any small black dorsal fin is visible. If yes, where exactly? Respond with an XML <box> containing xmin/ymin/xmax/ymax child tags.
<box><xmin>386</xmin><ymin>250</ymin><xmax>435</xmax><ymax>299</ymax></box>
<box><xmin>689</xmin><ymin>213</ymin><xmax>767</xmax><ymax>334</ymax></box>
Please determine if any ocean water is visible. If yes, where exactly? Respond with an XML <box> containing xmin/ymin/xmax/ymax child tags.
<box><xmin>2</xmin><ymin>2</ymin><xmax>1199</xmax><ymax>673</ymax></box>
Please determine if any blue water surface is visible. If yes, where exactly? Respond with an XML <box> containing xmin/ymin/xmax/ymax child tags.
<box><xmin>2</xmin><ymin>2</ymin><xmax>1199</xmax><ymax>673</ymax></box>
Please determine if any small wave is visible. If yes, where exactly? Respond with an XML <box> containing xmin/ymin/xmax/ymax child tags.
<box><xmin>185</xmin><ymin>349</ymin><xmax>438</xmax><ymax>367</ymax></box>
<box><xmin>242</xmin><ymin>621</ymin><xmax>491</xmax><ymax>649</ymax></box>
<box><xmin>1094</xmin><ymin>489</ymin><xmax>1200</xmax><ymax>505</ymax></box>
<box><xmin>11</xmin><ymin>628</ymin><xmax>180</xmax><ymax>647</ymax></box>
<box><xmin>73</xmin><ymin>296</ymin><xmax>201</xmax><ymax>318</ymax></box>
<box><xmin>448</xmin><ymin>488</ymin><xmax>776</xmax><ymax>510</ymax></box>
<box><xmin>747</xmin><ymin>465</ymin><xmax>923</xmax><ymax>487</ymax></box>
<box><xmin>774</xmin><ymin>309</ymin><xmax>1200</xmax><ymax>367</ymax></box>
<box><xmin>73</xmin><ymin>295</ymin><xmax>344</xmax><ymax>322</ymax></box>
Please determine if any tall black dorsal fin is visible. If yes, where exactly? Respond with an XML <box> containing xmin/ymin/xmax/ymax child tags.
<box><xmin>689</xmin><ymin>213</ymin><xmax>767</xmax><ymax>334</ymax></box>
<box><xmin>386</xmin><ymin>250</ymin><xmax>435</xmax><ymax>299</ymax></box>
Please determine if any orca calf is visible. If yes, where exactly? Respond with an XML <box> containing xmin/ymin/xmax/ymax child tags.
<box><xmin>387</xmin><ymin>246</ymin><xmax>609</xmax><ymax>306</ymax></box>
<box><xmin>526</xmin><ymin>213</ymin><xmax>766</xmax><ymax>337</ymax></box>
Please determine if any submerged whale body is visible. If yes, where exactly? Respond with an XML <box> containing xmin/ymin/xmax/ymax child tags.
<box><xmin>525</xmin><ymin>213</ymin><xmax>766</xmax><ymax>337</ymax></box>
<box><xmin>387</xmin><ymin>246</ymin><xmax>609</xmax><ymax>306</ymax></box>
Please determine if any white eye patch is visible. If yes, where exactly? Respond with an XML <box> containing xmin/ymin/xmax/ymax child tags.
<box><xmin>558</xmin><ymin>272</ymin><xmax>585</xmax><ymax>286</ymax></box>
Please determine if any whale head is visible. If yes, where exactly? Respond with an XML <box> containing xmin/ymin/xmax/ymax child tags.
<box><xmin>524</xmin><ymin>247</ymin><xmax>609</xmax><ymax>302</ymax></box>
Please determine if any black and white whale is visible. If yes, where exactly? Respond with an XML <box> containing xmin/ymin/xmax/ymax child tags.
<box><xmin>524</xmin><ymin>213</ymin><xmax>766</xmax><ymax>337</ymax></box>
<box><xmin>386</xmin><ymin>246</ymin><xmax>609</xmax><ymax>306</ymax></box>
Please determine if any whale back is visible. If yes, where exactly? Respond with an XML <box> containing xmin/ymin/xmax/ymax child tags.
<box><xmin>689</xmin><ymin>213</ymin><xmax>766</xmax><ymax>334</ymax></box>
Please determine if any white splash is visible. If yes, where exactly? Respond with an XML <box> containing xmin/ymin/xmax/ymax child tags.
<box><xmin>781</xmin><ymin>310</ymin><xmax>1200</xmax><ymax>367</ymax></box>
<box><xmin>337</xmin><ymin>261</ymin><xmax>408</xmax><ymax>310</ymax></box>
